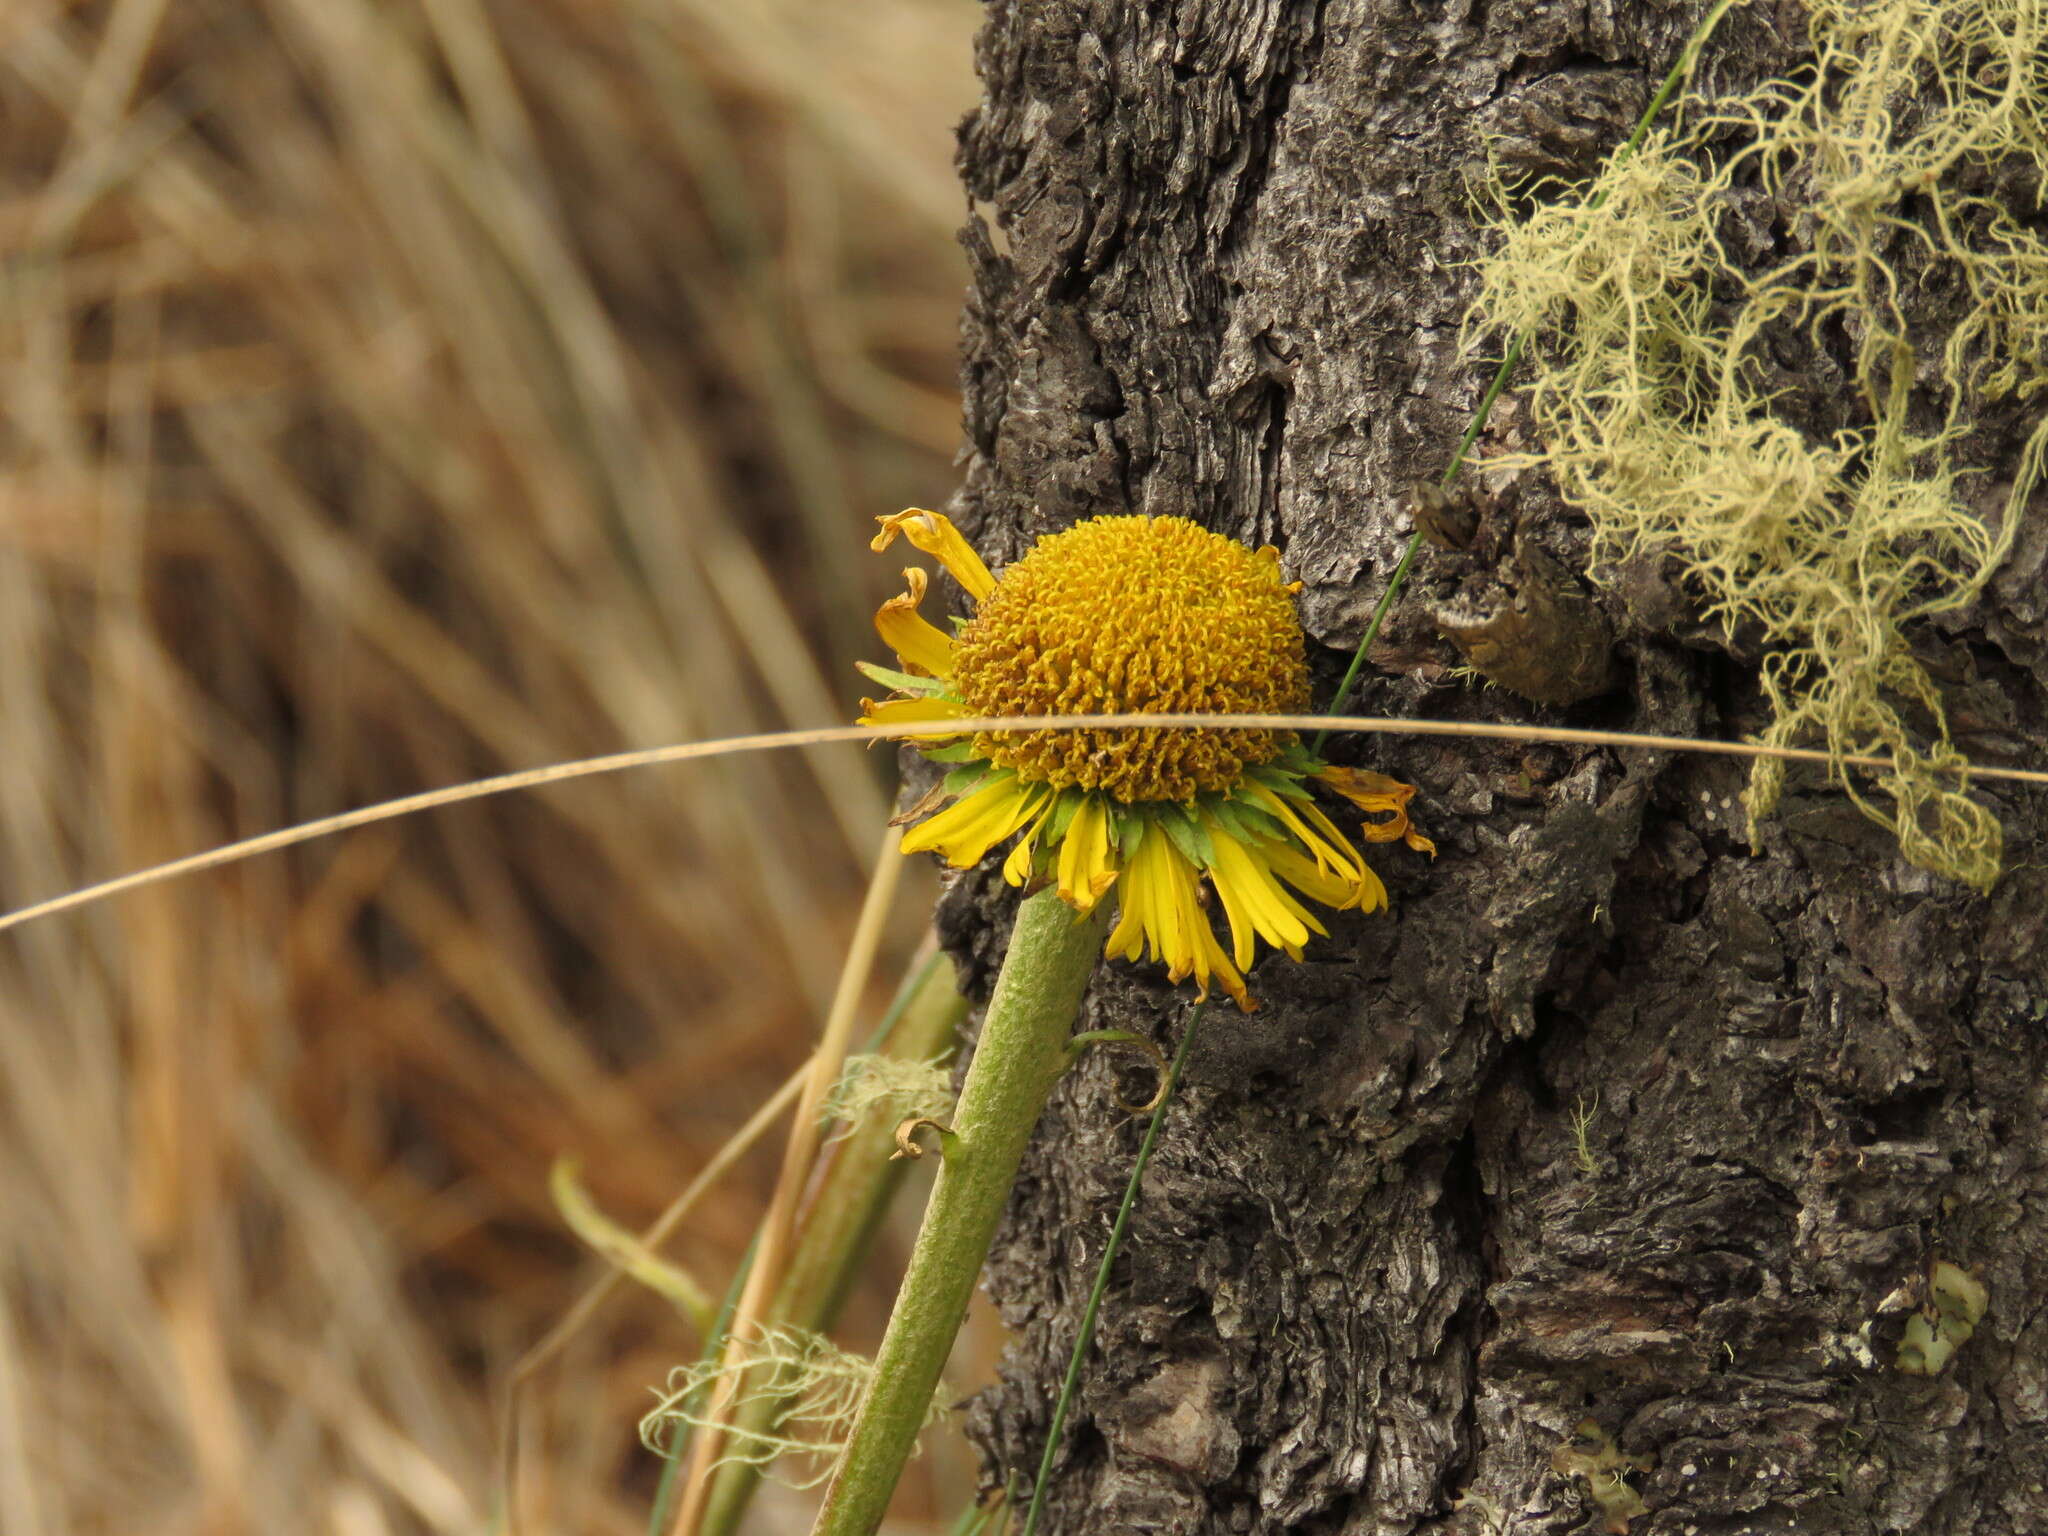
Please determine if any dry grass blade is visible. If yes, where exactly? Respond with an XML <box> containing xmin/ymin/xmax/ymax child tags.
<box><xmin>666</xmin><ymin>827</ymin><xmax>903</xmax><ymax>1535</ymax></box>
<box><xmin>500</xmin><ymin>1060</ymin><xmax>808</xmax><ymax>1524</ymax></box>
<box><xmin>7</xmin><ymin>711</ymin><xmax>2043</xmax><ymax>939</ymax></box>
<box><xmin>1</xmin><ymin>1</ymin><xmax>971</xmax><ymax>1532</ymax></box>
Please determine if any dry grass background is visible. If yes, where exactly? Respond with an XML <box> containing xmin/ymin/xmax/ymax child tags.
<box><xmin>0</xmin><ymin>1</ymin><xmax>980</xmax><ymax>1531</ymax></box>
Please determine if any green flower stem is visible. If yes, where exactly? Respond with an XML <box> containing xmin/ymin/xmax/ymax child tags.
<box><xmin>811</xmin><ymin>887</ymin><xmax>1111</xmax><ymax>1536</ymax></box>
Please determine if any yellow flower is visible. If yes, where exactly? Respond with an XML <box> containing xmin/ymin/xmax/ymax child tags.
<box><xmin>860</xmin><ymin>509</ymin><xmax>1431</xmax><ymax>1011</ymax></box>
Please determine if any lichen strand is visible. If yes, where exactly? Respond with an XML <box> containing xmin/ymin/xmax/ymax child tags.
<box><xmin>1466</xmin><ymin>0</ymin><xmax>2048</xmax><ymax>890</ymax></box>
<box><xmin>950</xmin><ymin>515</ymin><xmax>1311</xmax><ymax>803</ymax></box>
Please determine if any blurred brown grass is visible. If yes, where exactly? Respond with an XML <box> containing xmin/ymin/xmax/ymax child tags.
<box><xmin>0</xmin><ymin>1</ymin><xmax>977</xmax><ymax>1531</ymax></box>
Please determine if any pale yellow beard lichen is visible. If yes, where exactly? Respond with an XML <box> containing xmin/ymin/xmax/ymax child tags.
<box><xmin>1466</xmin><ymin>0</ymin><xmax>2048</xmax><ymax>889</ymax></box>
<box><xmin>950</xmin><ymin>515</ymin><xmax>1312</xmax><ymax>803</ymax></box>
<box><xmin>640</xmin><ymin>1323</ymin><xmax>947</xmax><ymax>1487</ymax></box>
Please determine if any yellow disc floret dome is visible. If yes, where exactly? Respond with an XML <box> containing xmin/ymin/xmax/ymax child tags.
<box><xmin>952</xmin><ymin>515</ymin><xmax>1311</xmax><ymax>802</ymax></box>
<box><xmin>858</xmin><ymin>508</ymin><xmax>1431</xmax><ymax>1011</ymax></box>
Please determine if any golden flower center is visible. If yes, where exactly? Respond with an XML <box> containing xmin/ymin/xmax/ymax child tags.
<box><xmin>951</xmin><ymin>515</ymin><xmax>1311</xmax><ymax>802</ymax></box>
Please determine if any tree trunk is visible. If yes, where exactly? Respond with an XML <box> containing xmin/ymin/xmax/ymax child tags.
<box><xmin>937</xmin><ymin>2</ymin><xmax>2048</xmax><ymax>1534</ymax></box>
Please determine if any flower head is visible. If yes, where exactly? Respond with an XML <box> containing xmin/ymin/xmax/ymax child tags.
<box><xmin>861</xmin><ymin>509</ymin><xmax>1431</xmax><ymax>1011</ymax></box>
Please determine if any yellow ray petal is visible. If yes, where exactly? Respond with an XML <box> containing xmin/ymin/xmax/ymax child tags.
<box><xmin>1264</xmin><ymin>838</ymin><xmax>1386</xmax><ymax>915</ymax></box>
<box><xmin>1214</xmin><ymin>969</ymin><xmax>1253</xmax><ymax>1011</ymax></box>
<box><xmin>1134</xmin><ymin>830</ymin><xmax>1187</xmax><ymax>965</ymax></box>
<box><xmin>1205</xmin><ymin>823</ymin><xmax>1322</xmax><ymax>967</ymax></box>
<box><xmin>1057</xmin><ymin>794</ymin><xmax>1119</xmax><ymax>912</ymax></box>
<box><xmin>1316</xmin><ymin>765</ymin><xmax>1436</xmax><ymax>855</ymax></box>
<box><xmin>1107</xmin><ymin>825</ymin><xmax>1176</xmax><ymax>963</ymax></box>
<box><xmin>1203</xmin><ymin>828</ymin><xmax>1264</xmax><ymax>970</ymax></box>
<box><xmin>1206</xmin><ymin>861</ymin><xmax>1261</xmax><ymax>970</ymax></box>
<box><xmin>871</xmin><ymin>508</ymin><xmax>997</xmax><ymax>601</ymax></box>
<box><xmin>1001</xmin><ymin>789</ymin><xmax>1057</xmax><ymax>886</ymax></box>
<box><xmin>1104</xmin><ymin>833</ymin><xmax>1156</xmax><ymax>962</ymax></box>
<box><xmin>1106</xmin><ymin>827</ymin><xmax>1248</xmax><ymax>1010</ymax></box>
<box><xmin>859</xmin><ymin>694</ymin><xmax>970</xmax><ymax>733</ymax></box>
<box><xmin>1002</xmin><ymin>834</ymin><xmax>1036</xmax><ymax>886</ymax></box>
<box><xmin>900</xmin><ymin>775</ymin><xmax>1040</xmax><ymax>867</ymax></box>
<box><xmin>874</xmin><ymin>566</ymin><xmax>957</xmax><ymax>677</ymax></box>
<box><xmin>1169</xmin><ymin>861</ymin><xmax>1248</xmax><ymax>1011</ymax></box>
<box><xmin>1241</xmin><ymin>781</ymin><xmax>1366</xmax><ymax>881</ymax></box>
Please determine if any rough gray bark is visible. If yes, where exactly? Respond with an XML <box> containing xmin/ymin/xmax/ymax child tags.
<box><xmin>936</xmin><ymin>3</ymin><xmax>2048</xmax><ymax>1534</ymax></box>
